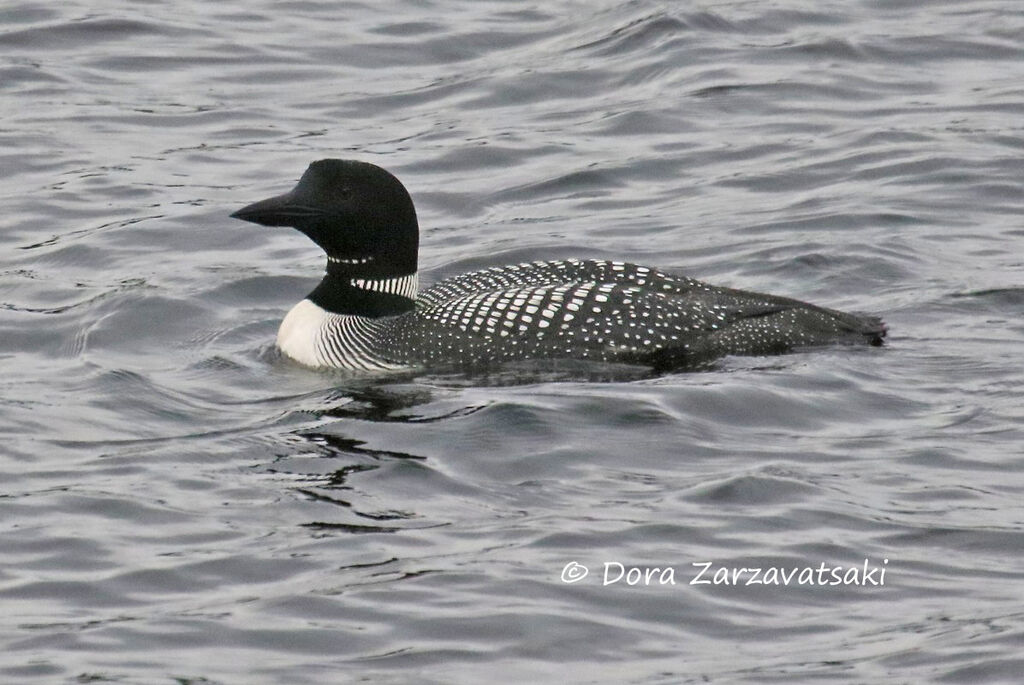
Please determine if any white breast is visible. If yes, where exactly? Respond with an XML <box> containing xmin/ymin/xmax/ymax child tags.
<box><xmin>276</xmin><ymin>298</ymin><xmax>407</xmax><ymax>371</ymax></box>
<box><xmin>277</xmin><ymin>299</ymin><xmax>331</xmax><ymax>368</ymax></box>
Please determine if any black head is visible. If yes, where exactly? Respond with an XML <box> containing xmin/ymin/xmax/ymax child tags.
<box><xmin>231</xmin><ymin>159</ymin><xmax>418</xmax><ymax>277</ymax></box>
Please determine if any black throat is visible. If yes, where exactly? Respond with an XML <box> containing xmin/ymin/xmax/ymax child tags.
<box><xmin>307</xmin><ymin>259</ymin><xmax>416</xmax><ymax>317</ymax></box>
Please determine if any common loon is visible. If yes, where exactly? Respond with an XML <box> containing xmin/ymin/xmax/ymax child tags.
<box><xmin>232</xmin><ymin>159</ymin><xmax>886</xmax><ymax>372</ymax></box>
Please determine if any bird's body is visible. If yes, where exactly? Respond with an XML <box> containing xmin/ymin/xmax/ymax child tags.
<box><xmin>232</xmin><ymin>160</ymin><xmax>885</xmax><ymax>373</ymax></box>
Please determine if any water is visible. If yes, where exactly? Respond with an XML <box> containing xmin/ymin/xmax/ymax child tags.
<box><xmin>3</xmin><ymin>0</ymin><xmax>1024</xmax><ymax>682</ymax></box>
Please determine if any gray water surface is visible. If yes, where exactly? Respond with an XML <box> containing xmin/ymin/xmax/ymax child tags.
<box><xmin>3</xmin><ymin>1</ymin><xmax>1024</xmax><ymax>683</ymax></box>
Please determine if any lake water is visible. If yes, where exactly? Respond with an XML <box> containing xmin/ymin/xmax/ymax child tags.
<box><xmin>3</xmin><ymin>1</ymin><xmax>1024</xmax><ymax>682</ymax></box>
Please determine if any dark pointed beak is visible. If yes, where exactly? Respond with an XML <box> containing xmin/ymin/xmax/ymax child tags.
<box><xmin>230</xmin><ymin>192</ymin><xmax>325</xmax><ymax>227</ymax></box>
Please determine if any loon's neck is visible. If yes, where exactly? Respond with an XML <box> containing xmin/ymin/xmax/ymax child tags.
<box><xmin>306</xmin><ymin>257</ymin><xmax>418</xmax><ymax>317</ymax></box>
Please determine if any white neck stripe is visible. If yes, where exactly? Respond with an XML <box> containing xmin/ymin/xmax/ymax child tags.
<box><xmin>350</xmin><ymin>273</ymin><xmax>418</xmax><ymax>299</ymax></box>
<box><xmin>328</xmin><ymin>256</ymin><xmax>374</xmax><ymax>265</ymax></box>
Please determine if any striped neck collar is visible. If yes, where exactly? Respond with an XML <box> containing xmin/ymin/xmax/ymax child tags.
<box><xmin>349</xmin><ymin>273</ymin><xmax>419</xmax><ymax>300</ymax></box>
<box><xmin>328</xmin><ymin>256</ymin><xmax>374</xmax><ymax>266</ymax></box>
<box><xmin>308</xmin><ymin>267</ymin><xmax>418</xmax><ymax>317</ymax></box>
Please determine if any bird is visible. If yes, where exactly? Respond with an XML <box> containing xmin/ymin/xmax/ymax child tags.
<box><xmin>231</xmin><ymin>159</ymin><xmax>886</xmax><ymax>373</ymax></box>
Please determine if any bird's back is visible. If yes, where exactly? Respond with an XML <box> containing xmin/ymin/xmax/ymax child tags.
<box><xmin>374</xmin><ymin>259</ymin><xmax>885</xmax><ymax>370</ymax></box>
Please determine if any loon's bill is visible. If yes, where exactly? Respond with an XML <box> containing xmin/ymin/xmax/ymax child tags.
<box><xmin>231</xmin><ymin>159</ymin><xmax>886</xmax><ymax>372</ymax></box>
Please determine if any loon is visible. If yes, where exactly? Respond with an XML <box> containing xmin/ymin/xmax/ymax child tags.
<box><xmin>231</xmin><ymin>159</ymin><xmax>886</xmax><ymax>372</ymax></box>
